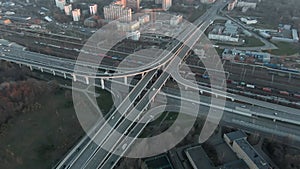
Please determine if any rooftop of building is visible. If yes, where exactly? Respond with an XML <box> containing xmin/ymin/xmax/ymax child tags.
<box><xmin>237</xmin><ymin>0</ymin><xmax>258</xmax><ymax>3</ymax></box>
<box><xmin>185</xmin><ymin>145</ymin><xmax>215</xmax><ymax>169</ymax></box>
<box><xmin>144</xmin><ymin>154</ymin><xmax>174</xmax><ymax>169</ymax></box>
<box><xmin>210</xmin><ymin>20</ymin><xmax>239</xmax><ymax>36</ymax></box>
<box><xmin>234</xmin><ymin>139</ymin><xmax>271</xmax><ymax>169</ymax></box>
<box><xmin>219</xmin><ymin>159</ymin><xmax>248</xmax><ymax>169</ymax></box>
<box><xmin>224</xmin><ymin>130</ymin><xmax>247</xmax><ymax>142</ymax></box>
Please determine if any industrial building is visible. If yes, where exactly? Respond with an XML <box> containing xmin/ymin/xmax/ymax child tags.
<box><xmin>224</xmin><ymin>131</ymin><xmax>272</xmax><ymax>169</ymax></box>
<box><xmin>200</xmin><ymin>0</ymin><xmax>216</xmax><ymax>4</ymax></box>
<box><xmin>170</xmin><ymin>15</ymin><xmax>183</xmax><ymax>26</ymax></box>
<box><xmin>0</xmin><ymin>19</ymin><xmax>12</xmax><ymax>25</ymax></box>
<box><xmin>184</xmin><ymin>145</ymin><xmax>249</xmax><ymax>169</ymax></box>
<box><xmin>222</xmin><ymin>48</ymin><xmax>271</xmax><ymax>63</ymax></box>
<box><xmin>270</xmin><ymin>24</ymin><xmax>299</xmax><ymax>43</ymax></box>
<box><xmin>142</xmin><ymin>154</ymin><xmax>174</xmax><ymax>169</ymax></box>
<box><xmin>236</xmin><ymin>0</ymin><xmax>257</xmax><ymax>8</ymax></box>
<box><xmin>208</xmin><ymin>20</ymin><xmax>240</xmax><ymax>42</ymax></box>
<box><xmin>240</xmin><ymin>17</ymin><xmax>257</xmax><ymax>25</ymax></box>
<box><xmin>138</xmin><ymin>14</ymin><xmax>150</xmax><ymax>24</ymax></box>
<box><xmin>126</xmin><ymin>31</ymin><xmax>141</xmax><ymax>40</ymax></box>
<box><xmin>116</xmin><ymin>21</ymin><xmax>140</xmax><ymax>31</ymax></box>
<box><xmin>292</xmin><ymin>29</ymin><xmax>300</xmax><ymax>42</ymax></box>
<box><xmin>103</xmin><ymin>4</ymin><xmax>132</xmax><ymax>22</ymax></box>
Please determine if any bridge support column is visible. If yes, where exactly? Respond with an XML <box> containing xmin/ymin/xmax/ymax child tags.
<box><xmin>199</xmin><ymin>90</ymin><xmax>203</xmax><ymax>94</ymax></box>
<box><xmin>101</xmin><ymin>78</ymin><xmax>105</xmax><ymax>89</ymax></box>
<box><xmin>215</xmin><ymin>94</ymin><xmax>218</xmax><ymax>98</ymax></box>
<box><xmin>72</xmin><ymin>74</ymin><xmax>77</xmax><ymax>82</ymax></box>
<box><xmin>85</xmin><ymin>76</ymin><xmax>89</xmax><ymax>85</ymax></box>
<box><xmin>288</xmin><ymin>73</ymin><xmax>291</xmax><ymax>82</ymax></box>
<box><xmin>271</xmin><ymin>74</ymin><xmax>274</xmax><ymax>84</ymax></box>
<box><xmin>29</xmin><ymin>65</ymin><xmax>33</xmax><ymax>71</ymax></box>
<box><xmin>151</xmin><ymin>98</ymin><xmax>154</xmax><ymax>102</ymax></box>
<box><xmin>226</xmin><ymin>72</ymin><xmax>230</xmax><ymax>80</ymax></box>
<box><xmin>63</xmin><ymin>72</ymin><xmax>66</xmax><ymax>79</ymax></box>
<box><xmin>40</xmin><ymin>67</ymin><xmax>43</xmax><ymax>72</ymax></box>
<box><xmin>124</xmin><ymin>76</ymin><xmax>127</xmax><ymax>85</ymax></box>
<box><xmin>52</xmin><ymin>70</ymin><xmax>55</xmax><ymax>76</ymax></box>
<box><xmin>19</xmin><ymin>63</ymin><xmax>22</xmax><ymax>68</ymax></box>
<box><xmin>251</xmin><ymin>66</ymin><xmax>255</xmax><ymax>75</ymax></box>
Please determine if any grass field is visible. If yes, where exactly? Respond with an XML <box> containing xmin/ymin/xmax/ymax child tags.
<box><xmin>265</xmin><ymin>42</ymin><xmax>300</xmax><ymax>56</ymax></box>
<box><xmin>242</xmin><ymin>36</ymin><xmax>265</xmax><ymax>47</ymax></box>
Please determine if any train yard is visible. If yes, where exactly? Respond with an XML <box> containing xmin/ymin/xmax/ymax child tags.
<box><xmin>0</xmin><ymin>23</ymin><xmax>299</xmax><ymax>109</ymax></box>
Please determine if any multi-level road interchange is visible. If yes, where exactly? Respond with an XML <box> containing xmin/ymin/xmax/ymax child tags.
<box><xmin>0</xmin><ymin>0</ymin><xmax>299</xmax><ymax>169</ymax></box>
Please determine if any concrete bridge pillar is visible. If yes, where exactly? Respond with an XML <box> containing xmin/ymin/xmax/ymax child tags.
<box><xmin>52</xmin><ymin>70</ymin><xmax>55</xmax><ymax>76</ymax></box>
<box><xmin>124</xmin><ymin>76</ymin><xmax>127</xmax><ymax>85</ymax></box>
<box><xmin>252</xmin><ymin>66</ymin><xmax>256</xmax><ymax>75</ymax></box>
<box><xmin>19</xmin><ymin>63</ymin><xmax>22</xmax><ymax>68</ymax></box>
<box><xmin>72</xmin><ymin>74</ymin><xmax>77</xmax><ymax>82</ymax></box>
<box><xmin>29</xmin><ymin>65</ymin><xmax>33</xmax><ymax>71</ymax></box>
<box><xmin>101</xmin><ymin>78</ymin><xmax>105</xmax><ymax>89</ymax></box>
<box><xmin>63</xmin><ymin>72</ymin><xmax>67</xmax><ymax>79</ymax></box>
<box><xmin>226</xmin><ymin>72</ymin><xmax>230</xmax><ymax>79</ymax></box>
<box><xmin>199</xmin><ymin>90</ymin><xmax>203</xmax><ymax>94</ymax></box>
<box><xmin>40</xmin><ymin>67</ymin><xmax>43</xmax><ymax>72</ymax></box>
<box><xmin>271</xmin><ymin>74</ymin><xmax>274</xmax><ymax>84</ymax></box>
<box><xmin>85</xmin><ymin>76</ymin><xmax>89</xmax><ymax>85</ymax></box>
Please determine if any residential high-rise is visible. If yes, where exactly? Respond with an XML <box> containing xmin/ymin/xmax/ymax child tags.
<box><xmin>103</xmin><ymin>4</ymin><xmax>132</xmax><ymax>22</ymax></box>
<box><xmin>72</xmin><ymin>8</ymin><xmax>81</xmax><ymax>21</ymax></box>
<box><xmin>89</xmin><ymin>4</ymin><xmax>98</xmax><ymax>15</ymax></box>
<box><xmin>227</xmin><ymin>0</ymin><xmax>238</xmax><ymax>11</ymax></box>
<box><xmin>162</xmin><ymin>0</ymin><xmax>172</xmax><ymax>10</ymax></box>
<box><xmin>136</xmin><ymin>0</ymin><xmax>140</xmax><ymax>11</ymax></box>
<box><xmin>64</xmin><ymin>4</ymin><xmax>72</xmax><ymax>15</ymax></box>
<box><xmin>55</xmin><ymin>0</ymin><xmax>66</xmax><ymax>10</ymax></box>
<box><xmin>121</xmin><ymin>0</ymin><xmax>126</xmax><ymax>7</ymax></box>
